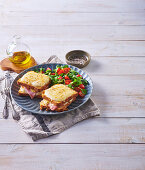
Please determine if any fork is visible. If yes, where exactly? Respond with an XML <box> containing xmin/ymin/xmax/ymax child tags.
<box><xmin>2</xmin><ymin>72</ymin><xmax>10</xmax><ymax>119</ymax></box>
<box><xmin>2</xmin><ymin>94</ymin><xmax>9</xmax><ymax>119</ymax></box>
<box><xmin>4</xmin><ymin>87</ymin><xmax>20</xmax><ymax>121</ymax></box>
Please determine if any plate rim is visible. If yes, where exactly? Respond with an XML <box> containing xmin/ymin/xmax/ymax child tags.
<box><xmin>10</xmin><ymin>63</ymin><xmax>93</xmax><ymax>115</ymax></box>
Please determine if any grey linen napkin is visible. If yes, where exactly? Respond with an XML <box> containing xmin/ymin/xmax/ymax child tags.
<box><xmin>1</xmin><ymin>56</ymin><xmax>100</xmax><ymax>141</ymax></box>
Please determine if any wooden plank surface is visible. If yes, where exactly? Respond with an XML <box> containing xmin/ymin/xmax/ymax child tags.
<box><xmin>91</xmin><ymin>75</ymin><xmax>145</xmax><ymax>96</ymax></box>
<box><xmin>92</xmin><ymin>96</ymin><xmax>145</xmax><ymax>117</ymax></box>
<box><xmin>0</xmin><ymin>95</ymin><xmax>145</xmax><ymax>118</ymax></box>
<box><xmin>2</xmin><ymin>56</ymin><xmax>145</xmax><ymax>75</ymax></box>
<box><xmin>1</xmin><ymin>26</ymin><xmax>145</xmax><ymax>41</ymax></box>
<box><xmin>85</xmin><ymin>57</ymin><xmax>145</xmax><ymax>75</ymax></box>
<box><xmin>0</xmin><ymin>118</ymin><xmax>144</xmax><ymax>143</ymax></box>
<box><xmin>1</xmin><ymin>56</ymin><xmax>145</xmax><ymax>75</ymax></box>
<box><xmin>1</xmin><ymin>12</ymin><xmax>145</xmax><ymax>26</ymax></box>
<box><xmin>0</xmin><ymin>144</ymin><xmax>145</xmax><ymax>170</ymax></box>
<box><xmin>1</xmin><ymin>0</ymin><xmax>145</xmax><ymax>12</ymax></box>
<box><xmin>1</xmin><ymin>41</ymin><xmax>145</xmax><ymax>59</ymax></box>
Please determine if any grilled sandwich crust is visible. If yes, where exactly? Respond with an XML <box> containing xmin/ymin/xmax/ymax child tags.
<box><xmin>18</xmin><ymin>92</ymin><xmax>42</xmax><ymax>98</ymax></box>
<box><xmin>40</xmin><ymin>84</ymin><xmax>78</xmax><ymax>111</ymax></box>
<box><xmin>17</xmin><ymin>71</ymin><xmax>51</xmax><ymax>92</ymax></box>
<box><xmin>17</xmin><ymin>82</ymin><xmax>50</xmax><ymax>92</ymax></box>
<box><xmin>42</xmin><ymin>84</ymin><xmax>78</xmax><ymax>106</ymax></box>
<box><xmin>40</xmin><ymin>99</ymin><xmax>70</xmax><ymax>112</ymax></box>
<box><xmin>18</xmin><ymin>86</ymin><xmax>42</xmax><ymax>98</ymax></box>
<box><xmin>42</xmin><ymin>93</ymin><xmax>78</xmax><ymax>107</ymax></box>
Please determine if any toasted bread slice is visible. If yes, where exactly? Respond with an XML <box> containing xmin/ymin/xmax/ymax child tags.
<box><xmin>17</xmin><ymin>71</ymin><xmax>51</xmax><ymax>92</ymax></box>
<box><xmin>18</xmin><ymin>86</ymin><xmax>42</xmax><ymax>98</ymax></box>
<box><xmin>40</xmin><ymin>99</ymin><xmax>68</xmax><ymax>112</ymax></box>
<box><xmin>41</xmin><ymin>84</ymin><xmax>78</xmax><ymax>111</ymax></box>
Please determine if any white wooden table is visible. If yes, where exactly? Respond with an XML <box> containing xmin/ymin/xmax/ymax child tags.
<box><xmin>0</xmin><ymin>0</ymin><xmax>145</xmax><ymax>169</ymax></box>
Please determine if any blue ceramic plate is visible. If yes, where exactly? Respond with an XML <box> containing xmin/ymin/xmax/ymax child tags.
<box><xmin>11</xmin><ymin>63</ymin><xmax>93</xmax><ymax>115</ymax></box>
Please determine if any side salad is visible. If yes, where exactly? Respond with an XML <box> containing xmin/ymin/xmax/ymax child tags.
<box><xmin>34</xmin><ymin>65</ymin><xmax>88</xmax><ymax>97</ymax></box>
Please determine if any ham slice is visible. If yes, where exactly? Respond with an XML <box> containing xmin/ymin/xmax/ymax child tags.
<box><xmin>24</xmin><ymin>87</ymin><xmax>36</xmax><ymax>99</ymax></box>
<box><xmin>48</xmin><ymin>103</ymin><xmax>57</xmax><ymax>111</ymax></box>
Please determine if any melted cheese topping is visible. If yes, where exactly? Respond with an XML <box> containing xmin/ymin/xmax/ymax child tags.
<box><xmin>44</xmin><ymin>84</ymin><xmax>77</xmax><ymax>102</ymax></box>
<box><xmin>19</xmin><ymin>86</ymin><xmax>42</xmax><ymax>95</ymax></box>
<box><xmin>19</xmin><ymin>71</ymin><xmax>50</xmax><ymax>87</ymax></box>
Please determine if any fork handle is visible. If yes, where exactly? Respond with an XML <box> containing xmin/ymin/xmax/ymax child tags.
<box><xmin>2</xmin><ymin>97</ymin><xmax>9</xmax><ymax>119</ymax></box>
<box><xmin>9</xmin><ymin>96</ymin><xmax>20</xmax><ymax>121</ymax></box>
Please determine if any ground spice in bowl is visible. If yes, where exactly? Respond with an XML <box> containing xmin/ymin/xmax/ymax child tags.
<box><xmin>65</xmin><ymin>50</ymin><xmax>91</xmax><ymax>68</ymax></box>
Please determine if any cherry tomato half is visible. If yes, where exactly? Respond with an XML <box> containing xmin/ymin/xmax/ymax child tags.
<box><xmin>63</xmin><ymin>68</ymin><xmax>71</xmax><ymax>74</ymax></box>
<box><xmin>65</xmin><ymin>80</ymin><xmax>72</xmax><ymax>85</ymax></box>
<box><xmin>78</xmin><ymin>91</ymin><xmax>85</xmax><ymax>97</ymax></box>
<box><xmin>74</xmin><ymin>87</ymin><xmax>81</xmax><ymax>92</ymax></box>
<box><xmin>64</xmin><ymin>75</ymin><xmax>70</xmax><ymax>80</ymax></box>
<box><xmin>79</xmin><ymin>84</ymin><xmax>85</xmax><ymax>89</ymax></box>
<box><xmin>57</xmin><ymin>68</ymin><xmax>61</xmax><ymax>73</ymax></box>
<box><xmin>58</xmin><ymin>70</ymin><xmax>64</xmax><ymax>75</ymax></box>
<box><xmin>76</xmin><ymin>74</ymin><xmax>82</xmax><ymax>78</ymax></box>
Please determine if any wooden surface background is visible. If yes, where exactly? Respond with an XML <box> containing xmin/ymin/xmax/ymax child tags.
<box><xmin>0</xmin><ymin>0</ymin><xmax>145</xmax><ymax>169</ymax></box>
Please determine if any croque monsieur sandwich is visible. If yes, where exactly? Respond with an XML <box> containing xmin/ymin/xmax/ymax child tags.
<box><xmin>17</xmin><ymin>71</ymin><xmax>51</xmax><ymax>99</ymax></box>
<box><xmin>40</xmin><ymin>84</ymin><xmax>78</xmax><ymax>112</ymax></box>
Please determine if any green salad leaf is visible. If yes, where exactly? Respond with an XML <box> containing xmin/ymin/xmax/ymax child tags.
<box><xmin>81</xmin><ymin>89</ymin><xmax>87</xmax><ymax>95</ymax></box>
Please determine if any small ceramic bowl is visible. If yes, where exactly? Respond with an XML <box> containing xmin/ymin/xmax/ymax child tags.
<box><xmin>65</xmin><ymin>50</ymin><xmax>91</xmax><ymax>68</ymax></box>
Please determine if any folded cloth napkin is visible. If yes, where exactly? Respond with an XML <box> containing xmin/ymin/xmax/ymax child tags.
<box><xmin>0</xmin><ymin>55</ymin><xmax>100</xmax><ymax>141</ymax></box>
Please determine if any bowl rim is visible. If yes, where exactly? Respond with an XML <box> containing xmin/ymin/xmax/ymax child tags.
<box><xmin>65</xmin><ymin>50</ymin><xmax>91</xmax><ymax>68</ymax></box>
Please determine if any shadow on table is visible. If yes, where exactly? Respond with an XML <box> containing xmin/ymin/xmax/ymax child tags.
<box><xmin>84</xmin><ymin>58</ymin><xmax>108</xmax><ymax>117</ymax></box>
<box><xmin>84</xmin><ymin>58</ymin><xmax>101</xmax><ymax>73</ymax></box>
<box><xmin>91</xmin><ymin>81</ymin><xmax>108</xmax><ymax>118</ymax></box>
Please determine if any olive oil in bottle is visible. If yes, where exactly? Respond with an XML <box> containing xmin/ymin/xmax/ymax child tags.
<box><xmin>9</xmin><ymin>51</ymin><xmax>31</xmax><ymax>65</ymax></box>
<box><xmin>7</xmin><ymin>35</ymin><xmax>31</xmax><ymax>65</ymax></box>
